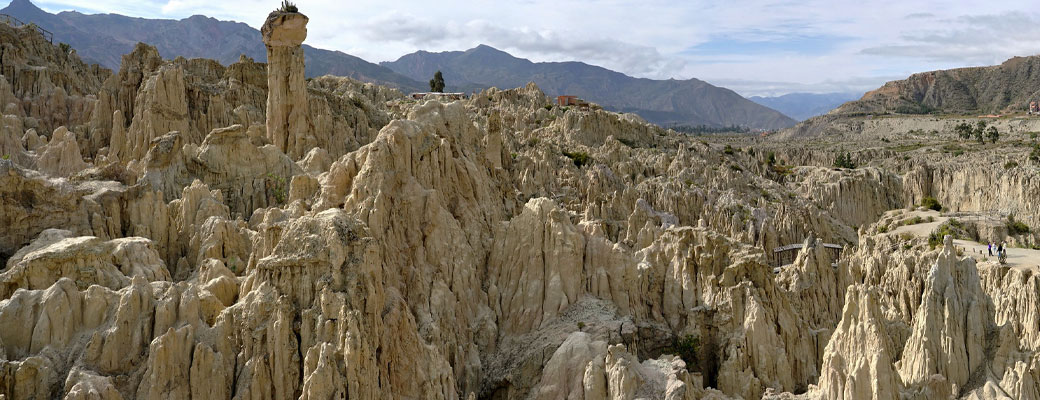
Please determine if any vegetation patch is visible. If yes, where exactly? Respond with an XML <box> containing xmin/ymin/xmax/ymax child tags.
<box><xmin>928</xmin><ymin>218</ymin><xmax>966</xmax><ymax>249</ymax></box>
<box><xmin>920</xmin><ymin>196</ymin><xmax>942</xmax><ymax>212</ymax></box>
<box><xmin>277</xmin><ymin>0</ymin><xmax>298</xmax><ymax>13</ymax></box>
<box><xmin>672</xmin><ymin>125</ymin><xmax>750</xmax><ymax>135</ymax></box>
<box><xmin>663</xmin><ymin>335</ymin><xmax>700</xmax><ymax>372</ymax></box>
<box><xmin>562</xmin><ymin>151</ymin><xmax>591</xmax><ymax>168</ymax></box>
<box><xmin>1007</xmin><ymin>215</ymin><xmax>1031</xmax><ymax>235</ymax></box>
<box><xmin>266</xmin><ymin>173</ymin><xmax>288</xmax><ymax>203</ymax></box>
<box><xmin>832</xmin><ymin>152</ymin><xmax>856</xmax><ymax>169</ymax></box>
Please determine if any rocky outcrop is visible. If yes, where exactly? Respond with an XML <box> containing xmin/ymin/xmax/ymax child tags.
<box><xmin>897</xmin><ymin>236</ymin><xmax>993</xmax><ymax>392</ymax></box>
<box><xmin>0</xmin><ymin>19</ymin><xmax>108</xmax><ymax>140</ymax></box>
<box><xmin>817</xmin><ymin>284</ymin><xmax>903</xmax><ymax>400</ymax></box>
<box><xmin>262</xmin><ymin>10</ymin><xmax>310</xmax><ymax>159</ymax></box>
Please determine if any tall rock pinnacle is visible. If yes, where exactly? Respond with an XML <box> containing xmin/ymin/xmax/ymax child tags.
<box><xmin>262</xmin><ymin>8</ymin><xmax>310</xmax><ymax>158</ymax></box>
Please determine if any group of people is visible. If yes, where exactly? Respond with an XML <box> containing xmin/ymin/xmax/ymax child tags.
<box><xmin>988</xmin><ymin>242</ymin><xmax>1008</xmax><ymax>263</ymax></box>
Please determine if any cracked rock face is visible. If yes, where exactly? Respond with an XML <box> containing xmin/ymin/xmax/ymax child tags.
<box><xmin>2</xmin><ymin>7</ymin><xmax>1040</xmax><ymax>400</ymax></box>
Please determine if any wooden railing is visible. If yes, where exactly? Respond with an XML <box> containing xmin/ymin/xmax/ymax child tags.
<box><xmin>0</xmin><ymin>14</ymin><xmax>53</xmax><ymax>43</ymax></box>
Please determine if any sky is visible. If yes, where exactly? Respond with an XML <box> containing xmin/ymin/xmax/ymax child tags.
<box><xmin>22</xmin><ymin>0</ymin><xmax>1040</xmax><ymax>96</ymax></box>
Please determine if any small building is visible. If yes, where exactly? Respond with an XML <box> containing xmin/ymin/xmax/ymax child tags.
<box><xmin>410</xmin><ymin>92</ymin><xmax>466</xmax><ymax>101</ymax></box>
<box><xmin>556</xmin><ymin>95</ymin><xmax>591</xmax><ymax>110</ymax></box>
<box><xmin>557</xmin><ymin>95</ymin><xmax>578</xmax><ymax>106</ymax></box>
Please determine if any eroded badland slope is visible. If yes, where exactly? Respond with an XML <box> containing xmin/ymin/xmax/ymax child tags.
<box><xmin>0</xmin><ymin>8</ymin><xmax>1038</xmax><ymax>400</ymax></box>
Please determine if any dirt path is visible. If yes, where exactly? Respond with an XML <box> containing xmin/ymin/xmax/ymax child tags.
<box><xmin>955</xmin><ymin>240</ymin><xmax>1040</xmax><ymax>273</ymax></box>
<box><xmin>886</xmin><ymin>209</ymin><xmax>1039</xmax><ymax>273</ymax></box>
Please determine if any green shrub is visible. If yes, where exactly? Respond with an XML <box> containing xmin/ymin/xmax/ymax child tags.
<box><xmin>543</xmin><ymin>104</ymin><xmax>553</xmax><ymax>111</ymax></box>
<box><xmin>277</xmin><ymin>0</ymin><xmax>298</xmax><ymax>12</ymax></box>
<box><xmin>927</xmin><ymin>218</ymin><xmax>965</xmax><ymax>249</ymax></box>
<box><xmin>920</xmin><ymin>196</ymin><xmax>942</xmax><ymax>211</ymax></box>
<box><xmin>729</xmin><ymin>164</ymin><xmax>743</xmax><ymax>172</ymax></box>
<box><xmin>902</xmin><ymin>216</ymin><xmax>924</xmax><ymax>226</ymax></box>
<box><xmin>576</xmin><ymin>322</ymin><xmax>585</xmax><ymax>330</ymax></box>
<box><xmin>562</xmin><ymin>151</ymin><xmax>591</xmax><ymax>168</ymax></box>
<box><xmin>266</xmin><ymin>173</ymin><xmax>287</xmax><ymax>203</ymax></box>
<box><xmin>1005</xmin><ymin>161</ymin><xmax>1019</xmax><ymax>169</ymax></box>
<box><xmin>765</xmin><ymin>152</ymin><xmax>776</xmax><ymax>166</ymax></box>
<box><xmin>1</xmin><ymin>154</ymin><xmax>8</xmax><ymax>160</ymax></box>
<box><xmin>1007</xmin><ymin>215</ymin><xmax>1031</xmax><ymax>235</ymax></box>
<box><xmin>664</xmin><ymin>335</ymin><xmax>700</xmax><ymax>372</ymax></box>
<box><xmin>527</xmin><ymin>138</ymin><xmax>540</xmax><ymax>147</ymax></box>
<box><xmin>877</xmin><ymin>224</ymin><xmax>889</xmax><ymax>233</ymax></box>
<box><xmin>723</xmin><ymin>145</ymin><xmax>735</xmax><ymax>155</ymax></box>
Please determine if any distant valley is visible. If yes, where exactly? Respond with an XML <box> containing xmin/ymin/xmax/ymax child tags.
<box><xmin>748</xmin><ymin>92</ymin><xmax>862</xmax><ymax>121</ymax></box>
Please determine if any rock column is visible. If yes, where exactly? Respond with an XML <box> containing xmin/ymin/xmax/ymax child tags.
<box><xmin>262</xmin><ymin>10</ymin><xmax>309</xmax><ymax>158</ymax></box>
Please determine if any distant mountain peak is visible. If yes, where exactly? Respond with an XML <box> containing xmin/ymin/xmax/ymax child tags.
<box><xmin>470</xmin><ymin>44</ymin><xmax>504</xmax><ymax>53</ymax></box>
<box><xmin>4</xmin><ymin>0</ymin><xmax>45</xmax><ymax>13</ymax></box>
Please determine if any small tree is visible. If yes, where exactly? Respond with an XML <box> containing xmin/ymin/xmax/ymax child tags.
<box><xmin>973</xmin><ymin>121</ymin><xmax>986</xmax><ymax>143</ymax></box>
<box><xmin>833</xmin><ymin>152</ymin><xmax>856</xmax><ymax>169</ymax></box>
<box><xmin>954</xmin><ymin>123</ymin><xmax>972</xmax><ymax>140</ymax></box>
<box><xmin>429</xmin><ymin>70</ymin><xmax>445</xmax><ymax>93</ymax></box>
<box><xmin>986</xmin><ymin>126</ymin><xmax>999</xmax><ymax>144</ymax></box>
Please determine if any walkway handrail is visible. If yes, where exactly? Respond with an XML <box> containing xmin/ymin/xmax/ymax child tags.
<box><xmin>773</xmin><ymin>242</ymin><xmax>843</xmax><ymax>253</ymax></box>
<box><xmin>0</xmin><ymin>14</ymin><xmax>53</xmax><ymax>43</ymax></box>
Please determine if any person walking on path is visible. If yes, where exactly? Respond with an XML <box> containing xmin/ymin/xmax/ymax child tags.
<box><xmin>988</xmin><ymin>242</ymin><xmax>993</xmax><ymax>256</ymax></box>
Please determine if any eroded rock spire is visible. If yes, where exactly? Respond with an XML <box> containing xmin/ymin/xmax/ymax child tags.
<box><xmin>262</xmin><ymin>7</ymin><xmax>309</xmax><ymax>158</ymax></box>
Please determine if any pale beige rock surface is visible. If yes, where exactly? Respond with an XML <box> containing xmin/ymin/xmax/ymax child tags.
<box><xmin>2</xmin><ymin>7</ymin><xmax>1040</xmax><ymax>400</ymax></box>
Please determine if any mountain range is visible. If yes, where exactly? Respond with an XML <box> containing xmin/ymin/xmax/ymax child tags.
<box><xmin>382</xmin><ymin>46</ymin><xmax>796</xmax><ymax>130</ymax></box>
<box><xmin>748</xmin><ymin>92</ymin><xmax>862</xmax><ymax>121</ymax></box>
<box><xmin>0</xmin><ymin>0</ymin><xmax>426</xmax><ymax>91</ymax></box>
<box><xmin>2</xmin><ymin>0</ymin><xmax>796</xmax><ymax>130</ymax></box>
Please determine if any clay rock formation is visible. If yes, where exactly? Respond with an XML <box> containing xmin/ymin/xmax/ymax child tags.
<box><xmin>3</xmin><ymin>7</ymin><xmax>1040</xmax><ymax>400</ymax></box>
<box><xmin>898</xmin><ymin>236</ymin><xmax>994</xmax><ymax>393</ymax></box>
<box><xmin>817</xmin><ymin>284</ymin><xmax>903</xmax><ymax>400</ymax></box>
<box><xmin>262</xmin><ymin>10</ymin><xmax>310</xmax><ymax>158</ymax></box>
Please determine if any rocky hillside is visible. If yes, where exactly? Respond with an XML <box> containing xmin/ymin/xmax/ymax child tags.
<box><xmin>0</xmin><ymin>0</ymin><xmax>425</xmax><ymax>91</ymax></box>
<box><xmin>831</xmin><ymin>55</ymin><xmax>1040</xmax><ymax>116</ymax></box>
<box><xmin>382</xmin><ymin>45</ymin><xmax>798</xmax><ymax>130</ymax></box>
<box><xmin>1</xmin><ymin>7</ymin><xmax>1040</xmax><ymax>400</ymax></box>
<box><xmin>783</xmin><ymin>54</ymin><xmax>1040</xmax><ymax>138</ymax></box>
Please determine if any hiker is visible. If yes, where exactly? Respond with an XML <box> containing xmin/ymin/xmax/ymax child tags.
<box><xmin>988</xmin><ymin>242</ymin><xmax>993</xmax><ymax>256</ymax></box>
